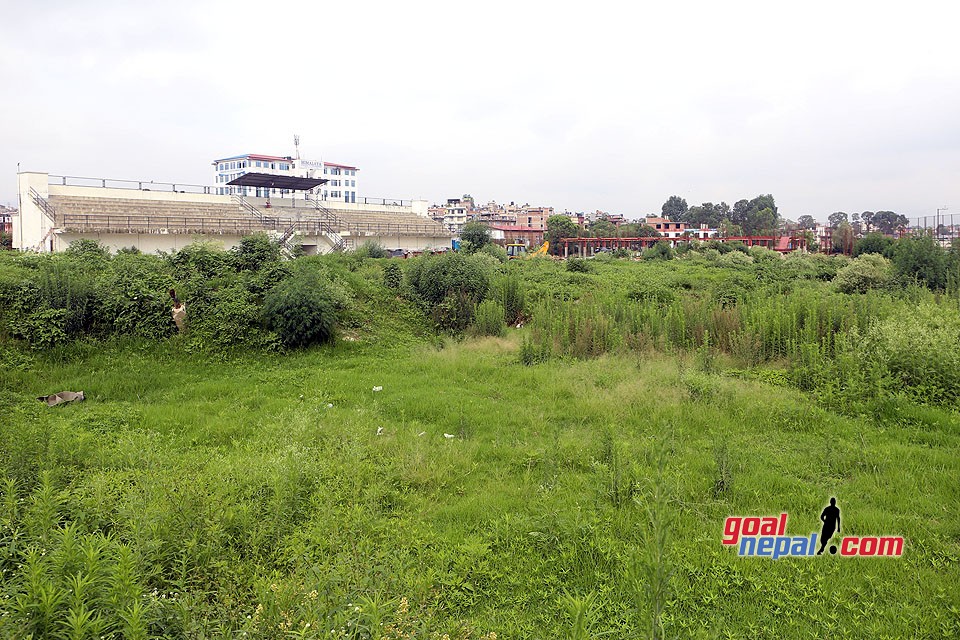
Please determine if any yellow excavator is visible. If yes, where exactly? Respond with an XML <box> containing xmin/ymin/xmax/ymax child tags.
<box><xmin>506</xmin><ymin>241</ymin><xmax>549</xmax><ymax>260</ymax></box>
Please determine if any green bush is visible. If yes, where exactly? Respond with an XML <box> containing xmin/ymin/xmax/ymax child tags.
<box><xmin>893</xmin><ymin>233</ymin><xmax>948</xmax><ymax>290</ymax></box>
<box><xmin>190</xmin><ymin>284</ymin><xmax>270</xmax><ymax>350</ymax></box>
<box><xmin>13</xmin><ymin>307</ymin><xmax>69</xmax><ymax>349</ymax></box>
<box><xmin>431</xmin><ymin>291</ymin><xmax>476</xmax><ymax>335</ymax></box>
<box><xmin>500</xmin><ymin>273</ymin><xmax>526</xmax><ymax>325</ymax></box>
<box><xmin>262</xmin><ymin>275</ymin><xmax>338</xmax><ymax>348</ymax></box>
<box><xmin>642</xmin><ymin>241</ymin><xmax>674</xmax><ymax>261</ymax></box>
<box><xmin>627</xmin><ymin>279</ymin><xmax>677</xmax><ymax>306</ymax></box>
<box><xmin>566</xmin><ymin>258</ymin><xmax>590</xmax><ymax>272</ymax></box>
<box><xmin>854</xmin><ymin>233</ymin><xmax>895</xmax><ymax>258</ymax></box>
<box><xmin>383</xmin><ymin>261</ymin><xmax>403</xmax><ymax>290</ymax></box>
<box><xmin>355</xmin><ymin>241</ymin><xmax>389</xmax><ymax>259</ymax></box>
<box><xmin>862</xmin><ymin>303</ymin><xmax>960</xmax><ymax>404</ymax></box>
<box><xmin>168</xmin><ymin>242</ymin><xmax>233</xmax><ymax>281</ymax></box>
<box><xmin>232</xmin><ymin>233</ymin><xmax>281</xmax><ymax>272</ymax></box>
<box><xmin>408</xmin><ymin>252</ymin><xmax>489</xmax><ymax>306</ymax></box>
<box><xmin>65</xmin><ymin>238</ymin><xmax>110</xmax><ymax>260</ymax></box>
<box><xmin>478</xmin><ymin>243</ymin><xmax>507</xmax><ymax>263</ymax></box>
<box><xmin>717</xmin><ymin>251</ymin><xmax>753</xmax><ymax>267</ymax></box>
<box><xmin>833</xmin><ymin>254</ymin><xmax>894</xmax><ymax>294</ymax></box>
<box><xmin>473</xmin><ymin>299</ymin><xmax>506</xmax><ymax>337</ymax></box>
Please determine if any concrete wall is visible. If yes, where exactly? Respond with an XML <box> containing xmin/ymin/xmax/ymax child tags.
<box><xmin>14</xmin><ymin>172</ymin><xmax>50</xmax><ymax>251</ymax></box>
<box><xmin>54</xmin><ymin>231</ymin><xmax>342</xmax><ymax>255</ymax></box>
<box><xmin>340</xmin><ymin>231</ymin><xmax>451</xmax><ymax>252</ymax></box>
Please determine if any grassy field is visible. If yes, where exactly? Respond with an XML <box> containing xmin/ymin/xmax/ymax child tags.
<box><xmin>1</xmin><ymin>247</ymin><xmax>959</xmax><ymax>638</ymax></box>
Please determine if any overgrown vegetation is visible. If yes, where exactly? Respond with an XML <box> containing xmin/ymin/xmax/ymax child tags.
<box><xmin>0</xmin><ymin>236</ymin><xmax>958</xmax><ymax>637</ymax></box>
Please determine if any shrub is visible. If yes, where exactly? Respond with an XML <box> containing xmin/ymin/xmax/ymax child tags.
<box><xmin>642</xmin><ymin>241</ymin><xmax>674</xmax><ymax>261</ymax></box>
<box><xmin>383</xmin><ymin>261</ymin><xmax>403</xmax><ymax>290</ymax></box>
<box><xmin>478</xmin><ymin>243</ymin><xmax>507</xmax><ymax>263</ymax></box>
<box><xmin>14</xmin><ymin>308</ymin><xmax>68</xmax><ymax>349</ymax></box>
<box><xmin>862</xmin><ymin>303</ymin><xmax>960</xmax><ymax>404</ymax></box>
<box><xmin>190</xmin><ymin>284</ymin><xmax>269</xmax><ymax>350</ymax></box>
<box><xmin>717</xmin><ymin>251</ymin><xmax>753</xmax><ymax>267</ymax></box>
<box><xmin>833</xmin><ymin>254</ymin><xmax>894</xmax><ymax>294</ymax></box>
<box><xmin>566</xmin><ymin>258</ymin><xmax>590</xmax><ymax>273</ymax></box>
<box><xmin>500</xmin><ymin>273</ymin><xmax>526</xmax><ymax>325</ymax></box>
<box><xmin>355</xmin><ymin>241</ymin><xmax>389</xmax><ymax>259</ymax></box>
<box><xmin>232</xmin><ymin>233</ymin><xmax>281</xmax><ymax>271</ymax></box>
<box><xmin>748</xmin><ymin>246</ymin><xmax>782</xmax><ymax>263</ymax></box>
<box><xmin>893</xmin><ymin>233</ymin><xmax>948</xmax><ymax>290</ymax></box>
<box><xmin>473</xmin><ymin>299</ymin><xmax>505</xmax><ymax>336</ymax></box>
<box><xmin>408</xmin><ymin>252</ymin><xmax>489</xmax><ymax>305</ymax></box>
<box><xmin>854</xmin><ymin>233</ymin><xmax>895</xmax><ymax>258</ymax></box>
<box><xmin>627</xmin><ymin>279</ymin><xmax>676</xmax><ymax>306</ymax></box>
<box><xmin>65</xmin><ymin>239</ymin><xmax>110</xmax><ymax>260</ymax></box>
<box><xmin>431</xmin><ymin>291</ymin><xmax>475</xmax><ymax>335</ymax></box>
<box><xmin>169</xmin><ymin>242</ymin><xmax>232</xmax><ymax>280</ymax></box>
<box><xmin>97</xmin><ymin>253</ymin><xmax>174</xmax><ymax>339</ymax></box>
<box><xmin>262</xmin><ymin>275</ymin><xmax>338</xmax><ymax>348</ymax></box>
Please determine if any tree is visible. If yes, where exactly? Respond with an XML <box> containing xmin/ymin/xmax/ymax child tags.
<box><xmin>872</xmin><ymin>211</ymin><xmax>909</xmax><ymax>235</ymax></box>
<box><xmin>589</xmin><ymin>219</ymin><xmax>617</xmax><ymax>238</ymax></box>
<box><xmin>796</xmin><ymin>215</ymin><xmax>817</xmax><ymax>230</ymax></box>
<box><xmin>546</xmin><ymin>215</ymin><xmax>579</xmax><ymax>254</ymax></box>
<box><xmin>828</xmin><ymin>212</ymin><xmax>848</xmax><ymax>229</ymax></box>
<box><xmin>731</xmin><ymin>199</ymin><xmax>751</xmax><ymax>228</ymax></box>
<box><xmin>460</xmin><ymin>221</ymin><xmax>491</xmax><ymax>252</ymax></box>
<box><xmin>745</xmin><ymin>207</ymin><xmax>777</xmax><ymax>235</ymax></box>
<box><xmin>683</xmin><ymin>202</ymin><xmax>728</xmax><ymax>228</ymax></box>
<box><xmin>729</xmin><ymin>195</ymin><xmax>779</xmax><ymax>235</ymax></box>
<box><xmin>831</xmin><ymin>221</ymin><xmax>854</xmax><ymax>254</ymax></box>
<box><xmin>861</xmin><ymin>211</ymin><xmax>875</xmax><ymax>233</ymax></box>
<box><xmin>661</xmin><ymin>196</ymin><xmax>688</xmax><ymax>222</ymax></box>
<box><xmin>636</xmin><ymin>225</ymin><xmax>660</xmax><ymax>237</ymax></box>
<box><xmin>851</xmin><ymin>212</ymin><xmax>862</xmax><ymax>236</ymax></box>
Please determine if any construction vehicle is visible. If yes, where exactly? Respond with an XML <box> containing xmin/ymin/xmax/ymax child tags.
<box><xmin>506</xmin><ymin>241</ymin><xmax>549</xmax><ymax>259</ymax></box>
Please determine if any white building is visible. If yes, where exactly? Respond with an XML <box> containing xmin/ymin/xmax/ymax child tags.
<box><xmin>15</xmin><ymin>171</ymin><xmax>450</xmax><ymax>255</ymax></box>
<box><xmin>212</xmin><ymin>153</ymin><xmax>359</xmax><ymax>203</ymax></box>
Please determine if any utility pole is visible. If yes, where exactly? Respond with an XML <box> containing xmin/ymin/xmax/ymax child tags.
<box><xmin>937</xmin><ymin>206</ymin><xmax>949</xmax><ymax>243</ymax></box>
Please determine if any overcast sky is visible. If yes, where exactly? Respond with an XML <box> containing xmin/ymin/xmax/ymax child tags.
<box><xmin>2</xmin><ymin>0</ymin><xmax>958</xmax><ymax>222</ymax></box>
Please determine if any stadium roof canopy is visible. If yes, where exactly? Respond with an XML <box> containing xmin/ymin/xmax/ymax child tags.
<box><xmin>226</xmin><ymin>173</ymin><xmax>327</xmax><ymax>191</ymax></box>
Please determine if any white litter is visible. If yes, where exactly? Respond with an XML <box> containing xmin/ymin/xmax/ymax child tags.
<box><xmin>376</xmin><ymin>427</ymin><xmax>384</xmax><ymax>436</ymax></box>
<box><xmin>326</xmin><ymin>403</ymin><xmax>334</xmax><ymax>408</ymax></box>
<box><xmin>443</xmin><ymin>433</ymin><xmax>456</xmax><ymax>439</ymax></box>
<box><xmin>372</xmin><ymin>386</ymin><xmax>383</xmax><ymax>392</ymax></box>
<box><xmin>418</xmin><ymin>431</ymin><xmax>426</xmax><ymax>437</ymax></box>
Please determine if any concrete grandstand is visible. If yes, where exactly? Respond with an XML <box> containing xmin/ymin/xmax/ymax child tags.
<box><xmin>14</xmin><ymin>171</ymin><xmax>451</xmax><ymax>255</ymax></box>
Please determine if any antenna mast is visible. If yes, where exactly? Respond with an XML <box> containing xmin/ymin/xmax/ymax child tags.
<box><xmin>294</xmin><ymin>134</ymin><xmax>301</xmax><ymax>160</ymax></box>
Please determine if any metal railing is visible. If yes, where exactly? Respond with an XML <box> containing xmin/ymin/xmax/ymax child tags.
<box><xmin>57</xmin><ymin>213</ymin><xmax>446</xmax><ymax>238</ymax></box>
<box><xmin>232</xmin><ymin>195</ymin><xmax>266</xmax><ymax>222</ymax></box>
<box><xmin>28</xmin><ymin>188</ymin><xmax>57</xmax><ymax>223</ymax></box>
<box><xmin>60</xmin><ymin>214</ymin><xmax>280</xmax><ymax>234</ymax></box>
<box><xmin>49</xmin><ymin>174</ymin><xmax>415</xmax><ymax>206</ymax></box>
<box><xmin>50</xmin><ymin>175</ymin><xmax>213</xmax><ymax>194</ymax></box>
